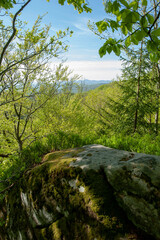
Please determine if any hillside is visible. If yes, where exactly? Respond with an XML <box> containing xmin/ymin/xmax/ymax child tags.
<box><xmin>72</xmin><ymin>79</ymin><xmax>111</xmax><ymax>92</ymax></box>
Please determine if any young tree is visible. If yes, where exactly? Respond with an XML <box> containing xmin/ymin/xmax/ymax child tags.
<box><xmin>38</xmin><ymin>65</ymin><xmax>83</xmax><ymax>135</ymax></box>
<box><xmin>0</xmin><ymin>15</ymin><xmax>70</xmax><ymax>153</ymax></box>
<box><xmin>0</xmin><ymin>12</ymin><xmax>71</xmax><ymax>103</ymax></box>
<box><xmin>0</xmin><ymin>0</ymin><xmax>91</xmax><ymax>78</ymax></box>
<box><xmin>111</xmin><ymin>46</ymin><xmax>157</xmax><ymax>134</ymax></box>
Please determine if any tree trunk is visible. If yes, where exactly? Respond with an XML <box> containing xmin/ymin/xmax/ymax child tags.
<box><xmin>133</xmin><ymin>42</ymin><xmax>143</xmax><ymax>133</ymax></box>
<box><xmin>153</xmin><ymin>0</ymin><xmax>160</xmax><ymax>135</ymax></box>
<box><xmin>155</xmin><ymin>64</ymin><xmax>160</xmax><ymax>135</ymax></box>
<box><xmin>18</xmin><ymin>139</ymin><xmax>23</xmax><ymax>153</ymax></box>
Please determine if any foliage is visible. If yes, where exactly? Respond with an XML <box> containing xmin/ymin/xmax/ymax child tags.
<box><xmin>0</xmin><ymin>14</ymin><xmax>72</xmax><ymax>153</ymax></box>
<box><xmin>57</xmin><ymin>0</ymin><xmax>92</xmax><ymax>13</ymax></box>
<box><xmin>0</xmin><ymin>0</ymin><xmax>92</xmax><ymax>13</ymax></box>
<box><xmin>1</xmin><ymin>0</ymin><xmax>160</xmax><ymax>208</ymax></box>
<box><xmin>109</xmin><ymin>46</ymin><xmax>157</xmax><ymax>134</ymax></box>
<box><xmin>89</xmin><ymin>0</ymin><xmax>160</xmax><ymax>61</ymax></box>
<box><xmin>0</xmin><ymin>0</ymin><xmax>16</xmax><ymax>9</ymax></box>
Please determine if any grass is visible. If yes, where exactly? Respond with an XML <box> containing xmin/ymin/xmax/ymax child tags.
<box><xmin>95</xmin><ymin>133</ymin><xmax>160</xmax><ymax>155</ymax></box>
<box><xmin>1</xmin><ymin>130</ymin><xmax>160</xmax><ymax>198</ymax></box>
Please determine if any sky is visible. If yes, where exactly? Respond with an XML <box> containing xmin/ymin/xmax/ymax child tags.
<box><xmin>13</xmin><ymin>0</ymin><xmax>122</xmax><ymax>80</ymax></box>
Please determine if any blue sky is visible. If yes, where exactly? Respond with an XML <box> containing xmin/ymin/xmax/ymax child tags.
<box><xmin>15</xmin><ymin>0</ymin><xmax>122</xmax><ymax>80</ymax></box>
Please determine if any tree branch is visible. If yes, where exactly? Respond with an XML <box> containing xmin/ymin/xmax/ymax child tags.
<box><xmin>148</xmin><ymin>10</ymin><xmax>160</xmax><ymax>35</ymax></box>
<box><xmin>0</xmin><ymin>0</ymin><xmax>31</xmax><ymax>67</ymax></box>
<box><xmin>0</xmin><ymin>37</ymin><xmax>61</xmax><ymax>77</ymax></box>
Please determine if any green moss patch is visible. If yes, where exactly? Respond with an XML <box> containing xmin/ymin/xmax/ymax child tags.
<box><xmin>1</xmin><ymin>148</ymin><xmax>154</xmax><ymax>240</ymax></box>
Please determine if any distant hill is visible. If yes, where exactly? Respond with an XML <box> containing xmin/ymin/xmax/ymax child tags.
<box><xmin>76</xmin><ymin>80</ymin><xmax>111</xmax><ymax>85</ymax></box>
<box><xmin>73</xmin><ymin>79</ymin><xmax>111</xmax><ymax>92</ymax></box>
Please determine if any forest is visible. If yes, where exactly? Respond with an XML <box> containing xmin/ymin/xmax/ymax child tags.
<box><xmin>0</xmin><ymin>0</ymin><xmax>160</xmax><ymax>198</ymax></box>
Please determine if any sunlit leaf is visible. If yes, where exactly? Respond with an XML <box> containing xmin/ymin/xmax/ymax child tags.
<box><xmin>125</xmin><ymin>36</ymin><xmax>131</xmax><ymax>47</ymax></box>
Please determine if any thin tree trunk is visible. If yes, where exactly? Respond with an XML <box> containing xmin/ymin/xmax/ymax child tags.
<box><xmin>155</xmin><ymin>64</ymin><xmax>160</xmax><ymax>135</ymax></box>
<box><xmin>153</xmin><ymin>0</ymin><xmax>160</xmax><ymax>135</ymax></box>
<box><xmin>134</xmin><ymin>41</ymin><xmax>143</xmax><ymax>133</ymax></box>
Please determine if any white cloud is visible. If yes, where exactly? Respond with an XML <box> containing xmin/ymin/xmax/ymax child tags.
<box><xmin>50</xmin><ymin>60</ymin><xmax>122</xmax><ymax>81</ymax></box>
<box><xmin>64</xmin><ymin>60</ymin><xmax>122</xmax><ymax>80</ymax></box>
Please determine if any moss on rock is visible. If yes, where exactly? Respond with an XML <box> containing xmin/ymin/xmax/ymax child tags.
<box><xmin>0</xmin><ymin>148</ymin><xmax>155</xmax><ymax>240</ymax></box>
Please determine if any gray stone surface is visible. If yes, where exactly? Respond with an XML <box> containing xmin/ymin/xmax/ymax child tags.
<box><xmin>70</xmin><ymin>144</ymin><xmax>136</xmax><ymax>170</ymax></box>
<box><xmin>70</xmin><ymin>144</ymin><xmax>160</xmax><ymax>239</ymax></box>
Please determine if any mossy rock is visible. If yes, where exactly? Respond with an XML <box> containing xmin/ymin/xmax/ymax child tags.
<box><xmin>0</xmin><ymin>148</ymin><xmax>155</xmax><ymax>240</ymax></box>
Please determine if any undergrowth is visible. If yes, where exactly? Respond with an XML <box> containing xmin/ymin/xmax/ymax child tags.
<box><xmin>0</xmin><ymin>131</ymin><xmax>160</xmax><ymax>199</ymax></box>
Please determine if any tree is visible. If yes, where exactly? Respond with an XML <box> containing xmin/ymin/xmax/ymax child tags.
<box><xmin>89</xmin><ymin>0</ymin><xmax>160</xmax><ymax>61</ymax></box>
<box><xmin>81</xmin><ymin>82</ymin><xmax>121</xmax><ymax>135</ymax></box>
<box><xmin>0</xmin><ymin>15</ymin><xmax>70</xmax><ymax>153</ymax></box>
<box><xmin>0</xmin><ymin>11</ymin><xmax>71</xmax><ymax>102</ymax></box>
<box><xmin>110</xmin><ymin>46</ymin><xmax>157</xmax><ymax>134</ymax></box>
<box><xmin>38</xmin><ymin>65</ymin><xmax>84</xmax><ymax>135</ymax></box>
<box><xmin>0</xmin><ymin>0</ymin><xmax>91</xmax><ymax>98</ymax></box>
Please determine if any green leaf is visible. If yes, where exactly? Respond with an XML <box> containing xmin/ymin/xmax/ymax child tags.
<box><xmin>113</xmin><ymin>45</ymin><xmax>121</xmax><ymax>56</ymax></box>
<box><xmin>134</xmin><ymin>29</ymin><xmax>147</xmax><ymax>41</ymax></box>
<box><xmin>152</xmin><ymin>28</ymin><xmax>160</xmax><ymax>37</ymax></box>
<box><xmin>129</xmin><ymin>1</ymin><xmax>138</xmax><ymax>10</ymax></box>
<box><xmin>106</xmin><ymin>45</ymin><xmax>113</xmax><ymax>54</ymax></box>
<box><xmin>131</xmin><ymin>35</ymin><xmax>139</xmax><ymax>45</ymax></box>
<box><xmin>58</xmin><ymin>0</ymin><xmax>65</xmax><ymax>5</ymax></box>
<box><xmin>146</xmin><ymin>14</ymin><xmax>154</xmax><ymax>25</ymax></box>
<box><xmin>151</xmin><ymin>34</ymin><xmax>159</xmax><ymax>43</ymax></box>
<box><xmin>140</xmin><ymin>16</ymin><xmax>148</xmax><ymax>28</ymax></box>
<box><xmin>117</xmin><ymin>12</ymin><xmax>122</xmax><ymax>22</ymax></box>
<box><xmin>99</xmin><ymin>21</ymin><xmax>109</xmax><ymax>33</ymax></box>
<box><xmin>113</xmin><ymin>0</ymin><xmax>120</xmax><ymax>13</ymax></box>
<box><xmin>125</xmin><ymin>23</ymin><xmax>132</xmax><ymax>32</ymax></box>
<box><xmin>99</xmin><ymin>45</ymin><xmax>107</xmax><ymax>58</ymax></box>
<box><xmin>121</xmin><ymin>26</ymin><xmax>128</xmax><ymax>35</ymax></box>
<box><xmin>121</xmin><ymin>9</ymin><xmax>131</xmax><ymax>19</ymax></box>
<box><xmin>105</xmin><ymin>1</ymin><xmax>113</xmax><ymax>13</ymax></box>
<box><xmin>96</xmin><ymin>21</ymin><xmax>102</xmax><ymax>28</ymax></box>
<box><xmin>147</xmin><ymin>40</ymin><xmax>157</xmax><ymax>52</ymax></box>
<box><xmin>133</xmin><ymin>12</ymin><xmax>140</xmax><ymax>22</ymax></box>
<box><xmin>149</xmin><ymin>53</ymin><xmax>159</xmax><ymax>62</ymax></box>
<box><xmin>142</xmin><ymin>0</ymin><xmax>147</xmax><ymax>6</ymax></box>
<box><xmin>109</xmin><ymin>20</ymin><xmax>119</xmax><ymax>31</ymax></box>
<box><xmin>119</xmin><ymin>0</ymin><xmax>129</xmax><ymax>8</ymax></box>
<box><xmin>125</xmin><ymin>36</ymin><xmax>131</xmax><ymax>47</ymax></box>
<box><xmin>125</xmin><ymin>12</ymin><xmax>139</xmax><ymax>23</ymax></box>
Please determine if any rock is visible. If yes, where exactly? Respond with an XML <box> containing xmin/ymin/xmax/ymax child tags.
<box><xmin>0</xmin><ymin>145</ymin><xmax>158</xmax><ymax>239</ymax></box>
<box><xmin>105</xmin><ymin>155</ymin><xmax>160</xmax><ymax>239</ymax></box>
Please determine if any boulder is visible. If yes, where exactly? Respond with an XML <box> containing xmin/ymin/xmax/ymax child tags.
<box><xmin>0</xmin><ymin>145</ymin><xmax>159</xmax><ymax>239</ymax></box>
<box><xmin>105</xmin><ymin>155</ymin><xmax>160</xmax><ymax>239</ymax></box>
